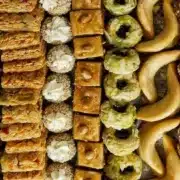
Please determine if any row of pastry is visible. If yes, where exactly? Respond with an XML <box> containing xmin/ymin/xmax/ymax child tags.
<box><xmin>0</xmin><ymin>2</ymin><xmax>47</xmax><ymax>180</ymax></box>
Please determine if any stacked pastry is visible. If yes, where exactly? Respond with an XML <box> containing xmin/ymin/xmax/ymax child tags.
<box><xmin>0</xmin><ymin>1</ymin><xmax>47</xmax><ymax>180</ymax></box>
<box><xmin>70</xmin><ymin>0</ymin><xmax>104</xmax><ymax>179</ymax></box>
<box><xmin>40</xmin><ymin>0</ymin><xmax>76</xmax><ymax>179</ymax></box>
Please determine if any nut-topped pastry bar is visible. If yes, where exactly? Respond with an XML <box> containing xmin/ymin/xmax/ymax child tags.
<box><xmin>71</xmin><ymin>0</ymin><xmax>104</xmax><ymax>178</ymax></box>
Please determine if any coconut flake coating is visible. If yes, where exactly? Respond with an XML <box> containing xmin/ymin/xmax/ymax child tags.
<box><xmin>46</xmin><ymin>163</ymin><xmax>74</xmax><ymax>180</ymax></box>
<box><xmin>104</xmin><ymin>153</ymin><xmax>142</xmax><ymax>180</ymax></box>
<box><xmin>47</xmin><ymin>133</ymin><xmax>76</xmax><ymax>163</ymax></box>
<box><xmin>47</xmin><ymin>45</ymin><xmax>75</xmax><ymax>73</ymax></box>
<box><xmin>42</xmin><ymin>16</ymin><xmax>72</xmax><ymax>45</ymax></box>
<box><xmin>40</xmin><ymin>0</ymin><xmax>71</xmax><ymax>15</ymax></box>
<box><xmin>43</xmin><ymin>73</ymin><xmax>71</xmax><ymax>103</ymax></box>
<box><xmin>43</xmin><ymin>103</ymin><xmax>73</xmax><ymax>133</ymax></box>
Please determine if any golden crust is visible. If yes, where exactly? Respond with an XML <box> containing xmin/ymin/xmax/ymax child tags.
<box><xmin>72</xmin><ymin>0</ymin><xmax>101</xmax><ymax>10</ymax></box>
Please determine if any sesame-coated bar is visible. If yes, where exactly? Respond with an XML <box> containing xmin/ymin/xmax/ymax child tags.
<box><xmin>0</xmin><ymin>88</ymin><xmax>41</xmax><ymax>106</ymax></box>
<box><xmin>2</xmin><ymin>101</ymin><xmax>42</xmax><ymax>124</ymax></box>
<box><xmin>3</xmin><ymin>170</ymin><xmax>45</xmax><ymax>180</ymax></box>
<box><xmin>1</xmin><ymin>40</ymin><xmax>46</xmax><ymax>62</ymax></box>
<box><xmin>1</xmin><ymin>151</ymin><xmax>46</xmax><ymax>172</ymax></box>
<box><xmin>2</xmin><ymin>67</ymin><xmax>47</xmax><ymax>89</ymax></box>
<box><xmin>3</xmin><ymin>56</ymin><xmax>46</xmax><ymax>73</ymax></box>
<box><xmin>0</xmin><ymin>32</ymin><xmax>41</xmax><ymax>50</ymax></box>
<box><xmin>0</xmin><ymin>123</ymin><xmax>44</xmax><ymax>141</ymax></box>
<box><xmin>0</xmin><ymin>8</ymin><xmax>44</xmax><ymax>32</ymax></box>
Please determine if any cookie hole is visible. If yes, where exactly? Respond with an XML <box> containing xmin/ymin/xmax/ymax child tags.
<box><xmin>113</xmin><ymin>50</ymin><xmax>127</xmax><ymax>57</ymax></box>
<box><xmin>116</xmin><ymin>25</ymin><xmax>130</xmax><ymax>39</ymax></box>
<box><xmin>114</xmin><ymin>0</ymin><xmax>126</xmax><ymax>5</ymax></box>
<box><xmin>113</xmin><ymin>105</ymin><xmax>127</xmax><ymax>113</ymax></box>
<box><xmin>120</xmin><ymin>166</ymin><xmax>134</xmax><ymax>174</ymax></box>
<box><xmin>116</xmin><ymin>80</ymin><xmax>128</xmax><ymax>90</ymax></box>
<box><xmin>115</xmin><ymin>129</ymin><xmax>131</xmax><ymax>139</ymax></box>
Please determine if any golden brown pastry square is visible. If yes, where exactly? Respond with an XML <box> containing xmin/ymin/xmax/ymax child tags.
<box><xmin>72</xmin><ymin>0</ymin><xmax>101</xmax><ymax>10</ymax></box>
<box><xmin>74</xmin><ymin>169</ymin><xmax>102</xmax><ymax>180</ymax></box>
<box><xmin>77</xmin><ymin>141</ymin><xmax>104</xmax><ymax>169</ymax></box>
<box><xmin>70</xmin><ymin>10</ymin><xmax>104</xmax><ymax>36</ymax></box>
<box><xmin>75</xmin><ymin>61</ymin><xmax>102</xmax><ymax>86</ymax></box>
<box><xmin>73</xmin><ymin>114</ymin><xmax>101</xmax><ymax>142</ymax></box>
<box><xmin>73</xmin><ymin>36</ymin><xmax>104</xmax><ymax>59</ymax></box>
<box><xmin>73</xmin><ymin>86</ymin><xmax>102</xmax><ymax>114</ymax></box>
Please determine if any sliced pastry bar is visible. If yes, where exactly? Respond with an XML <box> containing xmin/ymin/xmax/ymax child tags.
<box><xmin>73</xmin><ymin>86</ymin><xmax>102</xmax><ymax>114</ymax></box>
<box><xmin>0</xmin><ymin>32</ymin><xmax>41</xmax><ymax>50</ymax></box>
<box><xmin>3</xmin><ymin>170</ymin><xmax>45</xmax><ymax>180</ymax></box>
<box><xmin>2</xmin><ymin>67</ymin><xmax>46</xmax><ymax>89</ymax></box>
<box><xmin>1</xmin><ymin>40</ymin><xmax>46</xmax><ymax>62</ymax></box>
<box><xmin>0</xmin><ymin>0</ymin><xmax>38</xmax><ymax>13</ymax></box>
<box><xmin>0</xmin><ymin>88</ymin><xmax>41</xmax><ymax>106</ymax></box>
<box><xmin>3</xmin><ymin>56</ymin><xmax>46</xmax><ymax>73</ymax></box>
<box><xmin>73</xmin><ymin>36</ymin><xmax>104</xmax><ymax>59</ymax></box>
<box><xmin>0</xmin><ymin>8</ymin><xmax>44</xmax><ymax>32</ymax></box>
<box><xmin>1</xmin><ymin>151</ymin><xmax>46</xmax><ymax>172</ymax></box>
<box><xmin>72</xmin><ymin>0</ymin><xmax>101</xmax><ymax>10</ymax></box>
<box><xmin>70</xmin><ymin>10</ymin><xmax>104</xmax><ymax>36</ymax></box>
<box><xmin>5</xmin><ymin>130</ymin><xmax>47</xmax><ymax>153</ymax></box>
<box><xmin>2</xmin><ymin>102</ymin><xmax>42</xmax><ymax>124</ymax></box>
<box><xmin>0</xmin><ymin>123</ymin><xmax>44</xmax><ymax>141</ymax></box>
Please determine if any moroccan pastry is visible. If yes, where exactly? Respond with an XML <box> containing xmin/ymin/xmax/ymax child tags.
<box><xmin>46</xmin><ymin>163</ymin><xmax>73</xmax><ymax>180</ymax></box>
<box><xmin>106</xmin><ymin>15</ymin><xmax>143</xmax><ymax>48</ymax></box>
<box><xmin>104</xmin><ymin>73</ymin><xmax>140</xmax><ymax>105</ymax></box>
<box><xmin>100</xmin><ymin>101</ymin><xmax>136</xmax><ymax>130</ymax></box>
<box><xmin>139</xmin><ymin>50</ymin><xmax>180</xmax><ymax>103</ymax></box>
<box><xmin>104</xmin><ymin>153</ymin><xmax>142</xmax><ymax>180</ymax></box>
<box><xmin>136</xmin><ymin>0</ymin><xmax>179</xmax><ymax>52</ymax></box>
<box><xmin>137</xmin><ymin>63</ymin><xmax>180</xmax><ymax>121</ymax></box>
<box><xmin>104</xmin><ymin>48</ymin><xmax>140</xmax><ymax>75</ymax></box>
<box><xmin>3</xmin><ymin>56</ymin><xmax>46</xmax><ymax>73</ymax></box>
<box><xmin>43</xmin><ymin>103</ymin><xmax>72</xmax><ymax>133</ymax></box>
<box><xmin>47</xmin><ymin>45</ymin><xmax>75</xmax><ymax>73</ymax></box>
<box><xmin>72</xmin><ymin>0</ymin><xmax>101</xmax><ymax>10</ymax></box>
<box><xmin>0</xmin><ymin>123</ymin><xmax>43</xmax><ymax>141</ymax></box>
<box><xmin>47</xmin><ymin>133</ymin><xmax>76</xmax><ymax>163</ymax></box>
<box><xmin>104</xmin><ymin>0</ymin><xmax>137</xmax><ymax>15</ymax></box>
<box><xmin>74</xmin><ymin>169</ymin><xmax>102</xmax><ymax>180</ymax></box>
<box><xmin>139</xmin><ymin>118</ymin><xmax>180</xmax><ymax>176</ymax></box>
<box><xmin>43</xmin><ymin>73</ymin><xmax>71</xmax><ymax>103</ymax></box>
<box><xmin>40</xmin><ymin>0</ymin><xmax>71</xmax><ymax>15</ymax></box>
<box><xmin>0</xmin><ymin>8</ymin><xmax>44</xmax><ymax>32</ymax></box>
<box><xmin>42</xmin><ymin>16</ymin><xmax>72</xmax><ymax>44</ymax></box>
<box><xmin>0</xmin><ymin>32</ymin><xmax>41</xmax><ymax>50</ymax></box>
<box><xmin>1</xmin><ymin>152</ymin><xmax>46</xmax><ymax>172</ymax></box>
<box><xmin>73</xmin><ymin>114</ymin><xmax>101</xmax><ymax>142</ymax></box>
<box><xmin>3</xmin><ymin>170</ymin><xmax>45</xmax><ymax>180</ymax></box>
<box><xmin>2</xmin><ymin>103</ymin><xmax>42</xmax><ymax>124</ymax></box>
<box><xmin>1</xmin><ymin>40</ymin><xmax>46</xmax><ymax>62</ymax></box>
<box><xmin>1</xmin><ymin>67</ymin><xmax>46</xmax><ymax>89</ymax></box>
<box><xmin>75</xmin><ymin>61</ymin><xmax>102</xmax><ymax>86</ymax></box>
<box><xmin>0</xmin><ymin>0</ymin><xmax>38</xmax><ymax>13</ymax></box>
<box><xmin>70</xmin><ymin>10</ymin><xmax>104</xmax><ymax>36</ymax></box>
<box><xmin>73</xmin><ymin>36</ymin><xmax>104</xmax><ymax>59</ymax></box>
<box><xmin>103</xmin><ymin>126</ymin><xmax>139</xmax><ymax>156</ymax></box>
<box><xmin>73</xmin><ymin>86</ymin><xmax>102</xmax><ymax>114</ymax></box>
<box><xmin>77</xmin><ymin>141</ymin><xmax>104</xmax><ymax>169</ymax></box>
<box><xmin>0</xmin><ymin>88</ymin><xmax>41</xmax><ymax>106</ymax></box>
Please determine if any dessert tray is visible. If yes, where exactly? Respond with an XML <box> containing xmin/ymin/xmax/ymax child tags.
<box><xmin>0</xmin><ymin>0</ymin><xmax>180</xmax><ymax>180</ymax></box>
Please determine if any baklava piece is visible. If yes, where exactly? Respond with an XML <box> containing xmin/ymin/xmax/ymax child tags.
<box><xmin>1</xmin><ymin>152</ymin><xmax>46</xmax><ymax>172</ymax></box>
<box><xmin>73</xmin><ymin>86</ymin><xmax>102</xmax><ymax>114</ymax></box>
<box><xmin>72</xmin><ymin>0</ymin><xmax>101</xmax><ymax>10</ymax></box>
<box><xmin>0</xmin><ymin>8</ymin><xmax>44</xmax><ymax>32</ymax></box>
<box><xmin>73</xmin><ymin>114</ymin><xmax>101</xmax><ymax>142</ymax></box>
<box><xmin>77</xmin><ymin>141</ymin><xmax>104</xmax><ymax>169</ymax></box>
<box><xmin>1</xmin><ymin>40</ymin><xmax>46</xmax><ymax>62</ymax></box>
<box><xmin>73</xmin><ymin>36</ymin><xmax>104</xmax><ymax>59</ymax></box>
<box><xmin>70</xmin><ymin>10</ymin><xmax>104</xmax><ymax>36</ymax></box>
<box><xmin>0</xmin><ymin>32</ymin><xmax>40</xmax><ymax>50</ymax></box>
<box><xmin>75</xmin><ymin>61</ymin><xmax>102</xmax><ymax>86</ymax></box>
<box><xmin>74</xmin><ymin>169</ymin><xmax>102</xmax><ymax>180</ymax></box>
